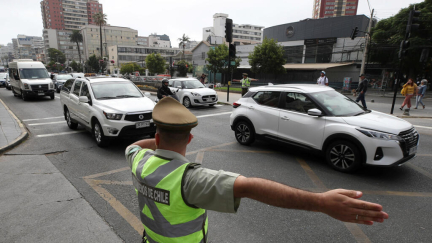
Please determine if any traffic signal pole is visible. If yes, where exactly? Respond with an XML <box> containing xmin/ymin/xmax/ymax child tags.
<box><xmin>225</xmin><ymin>18</ymin><xmax>233</xmax><ymax>103</ymax></box>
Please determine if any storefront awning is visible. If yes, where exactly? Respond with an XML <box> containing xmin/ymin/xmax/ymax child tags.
<box><xmin>282</xmin><ymin>63</ymin><xmax>355</xmax><ymax>70</ymax></box>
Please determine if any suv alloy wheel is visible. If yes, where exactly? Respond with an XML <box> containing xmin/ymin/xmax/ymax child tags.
<box><xmin>65</xmin><ymin>108</ymin><xmax>78</xmax><ymax>129</ymax></box>
<box><xmin>183</xmin><ymin>97</ymin><xmax>192</xmax><ymax>108</ymax></box>
<box><xmin>93</xmin><ymin>120</ymin><xmax>110</xmax><ymax>147</ymax></box>
<box><xmin>326</xmin><ymin>140</ymin><xmax>361</xmax><ymax>172</ymax></box>
<box><xmin>234</xmin><ymin>121</ymin><xmax>255</xmax><ymax>145</ymax></box>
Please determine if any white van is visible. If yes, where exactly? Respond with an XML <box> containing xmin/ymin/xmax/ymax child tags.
<box><xmin>8</xmin><ymin>59</ymin><xmax>55</xmax><ymax>101</ymax></box>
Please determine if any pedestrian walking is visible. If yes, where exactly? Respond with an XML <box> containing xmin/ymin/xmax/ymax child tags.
<box><xmin>126</xmin><ymin>97</ymin><xmax>388</xmax><ymax>243</ymax></box>
<box><xmin>233</xmin><ymin>73</ymin><xmax>258</xmax><ymax>96</ymax></box>
<box><xmin>199</xmin><ymin>73</ymin><xmax>206</xmax><ymax>85</ymax></box>
<box><xmin>355</xmin><ymin>74</ymin><xmax>369</xmax><ymax>109</ymax></box>
<box><xmin>415</xmin><ymin>79</ymin><xmax>427</xmax><ymax>109</ymax></box>
<box><xmin>400</xmin><ymin>78</ymin><xmax>418</xmax><ymax>111</ymax></box>
<box><xmin>317</xmin><ymin>71</ymin><xmax>329</xmax><ymax>86</ymax></box>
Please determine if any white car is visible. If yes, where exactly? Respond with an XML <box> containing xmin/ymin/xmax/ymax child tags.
<box><xmin>60</xmin><ymin>77</ymin><xmax>155</xmax><ymax>147</ymax></box>
<box><xmin>230</xmin><ymin>84</ymin><xmax>419</xmax><ymax>172</ymax></box>
<box><xmin>169</xmin><ymin>78</ymin><xmax>218</xmax><ymax>108</ymax></box>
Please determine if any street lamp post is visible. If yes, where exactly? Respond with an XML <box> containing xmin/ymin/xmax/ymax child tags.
<box><xmin>103</xmin><ymin>42</ymin><xmax>107</xmax><ymax>74</ymax></box>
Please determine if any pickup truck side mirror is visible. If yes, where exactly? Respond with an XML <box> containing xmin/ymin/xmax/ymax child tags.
<box><xmin>144</xmin><ymin>92</ymin><xmax>151</xmax><ymax>98</ymax></box>
<box><xmin>79</xmin><ymin>96</ymin><xmax>89</xmax><ymax>103</ymax></box>
<box><xmin>307</xmin><ymin>108</ymin><xmax>323</xmax><ymax>117</ymax></box>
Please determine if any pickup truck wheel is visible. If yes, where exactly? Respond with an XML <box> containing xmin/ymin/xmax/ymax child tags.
<box><xmin>65</xmin><ymin>109</ymin><xmax>78</xmax><ymax>129</ymax></box>
<box><xmin>12</xmin><ymin>87</ymin><xmax>18</xmax><ymax>97</ymax></box>
<box><xmin>50</xmin><ymin>93</ymin><xmax>55</xmax><ymax>100</ymax></box>
<box><xmin>326</xmin><ymin>140</ymin><xmax>361</xmax><ymax>173</ymax></box>
<box><xmin>234</xmin><ymin>121</ymin><xmax>255</xmax><ymax>145</ymax></box>
<box><xmin>183</xmin><ymin>97</ymin><xmax>192</xmax><ymax>108</ymax></box>
<box><xmin>93</xmin><ymin>120</ymin><xmax>110</xmax><ymax>147</ymax></box>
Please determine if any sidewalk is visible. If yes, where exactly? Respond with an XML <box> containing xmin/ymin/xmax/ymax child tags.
<box><xmin>0</xmin><ymin>99</ymin><xmax>123</xmax><ymax>243</ymax></box>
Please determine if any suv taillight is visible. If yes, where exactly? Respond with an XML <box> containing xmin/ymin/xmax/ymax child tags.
<box><xmin>233</xmin><ymin>102</ymin><xmax>241</xmax><ymax>108</ymax></box>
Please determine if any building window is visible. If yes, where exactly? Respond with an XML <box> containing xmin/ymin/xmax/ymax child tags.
<box><xmin>201</xmin><ymin>52</ymin><xmax>205</xmax><ymax>60</ymax></box>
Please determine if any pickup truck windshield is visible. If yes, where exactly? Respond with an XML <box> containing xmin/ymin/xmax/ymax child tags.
<box><xmin>19</xmin><ymin>68</ymin><xmax>50</xmax><ymax>79</ymax></box>
<box><xmin>91</xmin><ymin>82</ymin><xmax>143</xmax><ymax>99</ymax></box>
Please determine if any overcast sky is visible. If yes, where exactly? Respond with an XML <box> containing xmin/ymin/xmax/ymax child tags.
<box><xmin>0</xmin><ymin>0</ymin><xmax>424</xmax><ymax>47</ymax></box>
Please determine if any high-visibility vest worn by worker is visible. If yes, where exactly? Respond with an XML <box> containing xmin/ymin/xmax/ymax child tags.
<box><xmin>241</xmin><ymin>78</ymin><xmax>251</xmax><ymax>88</ymax></box>
<box><xmin>131</xmin><ymin>149</ymin><xmax>208</xmax><ymax>243</ymax></box>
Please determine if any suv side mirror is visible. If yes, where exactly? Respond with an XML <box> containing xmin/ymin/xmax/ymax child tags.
<box><xmin>79</xmin><ymin>96</ymin><xmax>89</xmax><ymax>103</ymax></box>
<box><xmin>308</xmin><ymin>108</ymin><xmax>322</xmax><ymax>117</ymax></box>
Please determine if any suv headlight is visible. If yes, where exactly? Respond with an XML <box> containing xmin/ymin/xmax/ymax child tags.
<box><xmin>23</xmin><ymin>83</ymin><xmax>30</xmax><ymax>89</ymax></box>
<box><xmin>190</xmin><ymin>92</ymin><xmax>201</xmax><ymax>97</ymax></box>
<box><xmin>356</xmin><ymin>128</ymin><xmax>401</xmax><ymax>140</ymax></box>
<box><xmin>103</xmin><ymin>111</ymin><xmax>123</xmax><ymax>120</ymax></box>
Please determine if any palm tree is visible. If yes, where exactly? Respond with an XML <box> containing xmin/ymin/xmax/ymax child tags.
<box><xmin>69</xmin><ymin>30</ymin><xmax>83</xmax><ymax>71</ymax></box>
<box><xmin>177</xmin><ymin>34</ymin><xmax>190</xmax><ymax>60</ymax></box>
<box><xmin>93</xmin><ymin>12</ymin><xmax>107</xmax><ymax>59</ymax></box>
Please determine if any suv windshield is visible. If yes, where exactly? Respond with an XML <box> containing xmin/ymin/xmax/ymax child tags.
<box><xmin>310</xmin><ymin>90</ymin><xmax>365</xmax><ymax>116</ymax></box>
<box><xmin>19</xmin><ymin>68</ymin><xmax>50</xmax><ymax>79</ymax></box>
<box><xmin>57</xmin><ymin>75</ymin><xmax>72</xmax><ymax>80</ymax></box>
<box><xmin>0</xmin><ymin>73</ymin><xmax>8</xmax><ymax>79</ymax></box>
<box><xmin>91</xmin><ymin>81</ymin><xmax>143</xmax><ymax>99</ymax></box>
<box><xmin>184</xmin><ymin>80</ymin><xmax>205</xmax><ymax>89</ymax></box>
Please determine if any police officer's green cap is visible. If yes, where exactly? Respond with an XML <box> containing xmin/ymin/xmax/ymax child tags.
<box><xmin>153</xmin><ymin>97</ymin><xmax>198</xmax><ymax>131</ymax></box>
<box><xmin>242</xmin><ymin>73</ymin><xmax>248</xmax><ymax>76</ymax></box>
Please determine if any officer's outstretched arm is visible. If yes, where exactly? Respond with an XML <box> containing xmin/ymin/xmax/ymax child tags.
<box><xmin>233</xmin><ymin>176</ymin><xmax>388</xmax><ymax>225</ymax></box>
<box><xmin>131</xmin><ymin>138</ymin><xmax>157</xmax><ymax>150</ymax></box>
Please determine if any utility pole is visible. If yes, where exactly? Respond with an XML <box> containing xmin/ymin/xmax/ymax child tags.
<box><xmin>360</xmin><ymin>9</ymin><xmax>374</xmax><ymax>76</ymax></box>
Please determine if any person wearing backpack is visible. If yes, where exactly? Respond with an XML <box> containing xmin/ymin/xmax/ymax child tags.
<box><xmin>317</xmin><ymin>71</ymin><xmax>329</xmax><ymax>86</ymax></box>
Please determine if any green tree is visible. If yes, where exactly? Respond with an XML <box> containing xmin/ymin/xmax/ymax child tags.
<box><xmin>69</xmin><ymin>30</ymin><xmax>83</xmax><ymax>68</ymax></box>
<box><xmin>248</xmin><ymin>37</ymin><xmax>286</xmax><ymax>81</ymax></box>
<box><xmin>86</xmin><ymin>54</ymin><xmax>105</xmax><ymax>73</ymax></box>
<box><xmin>93</xmin><ymin>12</ymin><xmax>107</xmax><ymax>58</ymax></box>
<box><xmin>206</xmin><ymin>45</ymin><xmax>227</xmax><ymax>83</ymax></box>
<box><xmin>120</xmin><ymin>62</ymin><xmax>145</xmax><ymax>75</ymax></box>
<box><xmin>370</xmin><ymin>0</ymin><xmax>432</xmax><ymax>78</ymax></box>
<box><xmin>176</xmin><ymin>60</ymin><xmax>192</xmax><ymax>77</ymax></box>
<box><xmin>145</xmin><ymin>53</ymin><xmax>166</xmax><ymax>75</ymax></box>
<box><xmin>70</xmin><ymin>60</ymin><xmax>78</xmax><ymax>71</ymax></box>
<box><xmin>178</xmin><ymin>34</ymin><xmax>190</xmax><ymax>60</ymax></box>
<box><xmin>48</xmin><ymin>48</ymin><xmax>66</xmax><ymax>64</ymax></box>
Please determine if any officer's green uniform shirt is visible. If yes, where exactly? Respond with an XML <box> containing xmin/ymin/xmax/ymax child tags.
<box><xmin>240</xmin><ymin>78</ymin><xmax>251</xmax><ymax>88</ymax></box>
<box><xmin>126</xmin><ymin>145</ymin><xmax>241</xmax><ymax>213</ymax></box>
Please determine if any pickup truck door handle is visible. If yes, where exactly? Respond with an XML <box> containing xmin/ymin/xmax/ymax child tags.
<box><xmin>281</xmin><ymin>116</ymin><xmax>290</xmax><ymax>121</ymax></box>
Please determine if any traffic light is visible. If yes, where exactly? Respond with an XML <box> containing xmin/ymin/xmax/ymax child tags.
<box><xmin>229</xmin><ymin>44</ymin><xmax>236</xmax><ymax>58</ymax></box>
<box><xmin>225</xmin><ymin>18</ymin><xmax>233</xmax><ymax>43</ymax></box>
<box><xmin>398</xmin><ymin>40</ymin><xmax>410</xmax><ymax>59</ymax></box>
<box><xmin>350</xmin><ymin>27</ymin><xmax>359</xmax><ymax>40</ymax></box>
<box><xmin>406</xmin><ymin>9</ymin><xmax>421</xmax><ymax>39</ymax></box>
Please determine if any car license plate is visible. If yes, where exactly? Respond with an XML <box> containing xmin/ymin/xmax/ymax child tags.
<box><xmin>409</xmin><ymin>146</ymin><xmax>417</xmax><ymax>155</ymax></box>
<box><xmin>38</xmin><ymin>91</ymin><xmax>45</xmax><ymax>96</ymax></box>
<box><xmin>136</xmin><ymin>121</ymin><xmax>150</xmax><ymax>129</ymax></box>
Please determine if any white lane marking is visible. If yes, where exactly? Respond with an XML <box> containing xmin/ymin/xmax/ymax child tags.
<box><xmin>36</xmin><ymin>131</ymin><xmax>85</xmax><ymax>138</ymax></box>
<box><xmin>414</xmin><ymin>125</ymin><xmax>432</xmax><ymax>130</ymax></box>
<box><xmin>23</xmin><ymin>116</ymin><xmax>64</xmax><ymax>122</ymax></box>
<box><xmin>196</xmin><ymin>112</ymin><xmax>232</xmax><ymax>118</ymax></box>
<box><xmin>28</xmin><ymin>121</ymin><xmax>65</xmax><ymax>126</ymax></box>
<box><xmin>214</xmin><ymin>105</ymin><xmax>223</xmax><ymax>107</ymax></box>
<box><xmin>55</xmin><ymin>96</ymin><xmax>60</xmax><ymax>99</ymax></box>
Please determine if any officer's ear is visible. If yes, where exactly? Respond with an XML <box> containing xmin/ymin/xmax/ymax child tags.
<box><xmin>155</xmin><ymin>132</ymin><xmax>161</xmax><ymax>146</ymax></box>
<box><xmin>187</xmin><ymin>133</ymin><xmax>193</xmax><ymax>145</ymax></box>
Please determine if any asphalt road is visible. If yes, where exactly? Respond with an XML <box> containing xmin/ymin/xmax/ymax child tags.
<box><xmin>1</xmin><ymin>87</ymin><xmax>432</xmax><ymax>243</ymax></box>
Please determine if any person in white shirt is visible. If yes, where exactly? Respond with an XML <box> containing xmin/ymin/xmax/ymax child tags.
<box><xmin>317</xmin><ymin>71</ymin><xmax>329</xmax><ymax>86</ymax></box>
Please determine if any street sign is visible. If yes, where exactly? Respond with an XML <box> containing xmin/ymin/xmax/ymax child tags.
<box><xmin>231</xmin><ymin>61</ymin><xmax>236</xmax><ymax>65</ymax></box>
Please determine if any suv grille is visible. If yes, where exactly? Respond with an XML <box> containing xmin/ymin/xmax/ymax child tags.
<box><xmin>124</xmin><ymin>112</ymin><xmax>152</xmax><ymax>122</ymax></box>
<box><xmin>202</xmin><ymin>95</ymin><xmax>217</xmax><ymax>101</ymax></box>
<box><xmin>31</xmin><ymin>84</ymin><xmax>49</xmax><ymax>91</ymax></box>
<box><xmin>398</xmin><ymin>128</ymin><xmax>419</xmax><ymax>155</ymax></box>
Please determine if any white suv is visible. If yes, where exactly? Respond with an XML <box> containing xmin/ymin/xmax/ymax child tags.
<box><xmin>230</xmin><ymin>84</ymin><xmax>419</xmax><ymax>172</ymax></box>
<box><xmin>169</xmin><ymin>78</ymin><xmax>218</xmax><ymax>108</ymax></box>
<box><xmin>60</xmin><ymin>77</ymin><xmax>155</xmax><ymax>147</ymax></box>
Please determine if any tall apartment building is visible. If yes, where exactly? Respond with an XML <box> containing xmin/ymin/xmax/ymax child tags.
<box><xmin>80</xmin><ymin>25</ymin><xmax>138</xmax><ymax>60</ymax></box>
<box><xmin>0</xmin><ymin>43</ymin><xmax>15</xmax><ymax>62</ymax></box>
<box><xmin>43</xmin><ymin>29</ymin><xmax>83</xmax><ymax>63</ymax></box>
<box><xmin>40</xmin><ymin>0</ymin><xmax>103</xmax><ymax>31</ymax></box>
<box><xmin>11</xmin><ymin>35</ymin><xmax>45</xmax><ymax>60</ymax></box>
<box><xmin>203</xmin><ymin>13</ymin><xmax>264</xmax><ymax>45</ymax></box>
<box><xmin>313</xmin><ymin>0</ymin><xmax>359</xmax><ymax>19</ymax></box>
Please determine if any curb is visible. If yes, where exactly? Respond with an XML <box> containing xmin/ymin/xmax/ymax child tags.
<box><xmin>0</xmin><ymin>99</ymin><xmax>29</xmax><ymax>155</ymax></box>
<box><xmin>217</xmin><ymin>102</ymin><xmax>232</xmax><ymax>106</ymax></box>
<box><xmin>396</xmin><ymin>116</ymin><xmax>432</xmax><ymax>119</ymax></box>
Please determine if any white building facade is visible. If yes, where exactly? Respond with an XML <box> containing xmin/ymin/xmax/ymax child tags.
<box><xmin>203</xmin><ymin>13</ymin><xmax>264</xmax><ymax>45</ymax></box>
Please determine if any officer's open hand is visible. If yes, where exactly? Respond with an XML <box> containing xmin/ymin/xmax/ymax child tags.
<box><xmin>318</xmin><ymin>189</ymin><xmax>389</xmax><ymax>225</ymax></box>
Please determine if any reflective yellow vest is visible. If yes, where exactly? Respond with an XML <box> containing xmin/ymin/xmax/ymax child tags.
<box><xmin>131</xmin><ymin>149</ymin><xmax>208</xmax><ymax>243</ymax></box>
<box><xmin>241</xmin><ymin>78</ymin><xmax>251</xmax><ymax>88</ymax></box>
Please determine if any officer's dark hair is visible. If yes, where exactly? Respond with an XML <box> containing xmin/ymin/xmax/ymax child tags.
<box><xmin>156</xmin><ymin>127</ymin><xmax>190</xmax><ymax>146</ymax></box>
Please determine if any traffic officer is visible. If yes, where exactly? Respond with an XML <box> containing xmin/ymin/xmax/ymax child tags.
<box><xmin>240</xmin><ymin>73</ymin><xmax>251</xmax><ymax>96</ymax></box>
<box><xmin>126</xmin><ymin>97</ymin><xmax>389</xmax><ymax>243</ymax></box>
